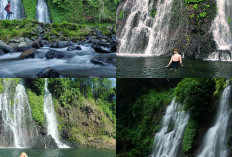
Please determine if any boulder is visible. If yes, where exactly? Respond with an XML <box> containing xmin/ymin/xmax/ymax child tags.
<box><xmin>19</xmin><ymin>48</ymin><xmax>37</xmax><ymax>59</ymax></box>
<box><xmin>0</xmin><ymin>40</ymin><xmax>14</xmax><ymax>53</ymax></box>
<box><xmin>91</xmin><ymin>56</ymin><xmax>116</xmax><ymax>66</ymax></box>
<box><xmin>0</xmin><ymin>49</ymin><xmax>4</xmax><ymax>56</ymax></box>
<box><xmin>67</xmin><ymin>45</ymin><xmax>82</xmax><ymax>51</ymax></box>
<box><xmin>50</xmin><ymin>42</ymin><xmax>58</xmax><ymax>48</ymax></box>
<box><xmin>57</xmin><ymin>41</ymin><xmax>70</xmax><ymax>48</ymax></box>
<box><xmin>92</xmin><ymin>43</ymin><xmax>111</xmax><ymax>53</ymax></box>
<box><xmin>46</xmin><ymin>50</ymin><xmax>65</xmax><ymax>59</ymax></box>
<box><xmin>32</xmin><ymin>41</ymin><xmax>40</xmax><ymax>49</ymax></box>
<box><xmin>35</xmin><ymin>67</ymin><xmax>60</xmax><ymax>78</ymax></box>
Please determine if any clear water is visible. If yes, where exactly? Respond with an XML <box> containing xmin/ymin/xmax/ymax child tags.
<box><xmin>0</xmin><ymin>148</ymin><xmax>115</xmax><ymax>157</ymax></box>
<box><xmin>117</xmin><ymin>56</ymin><xmax>232</xmax><ymax>78</ymax></box>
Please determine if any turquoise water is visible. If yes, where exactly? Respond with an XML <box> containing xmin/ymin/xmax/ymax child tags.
<box><xmin>0</xmin><ymin>148</ymin><xmax>115</xmax><ymax>157</ymax></box>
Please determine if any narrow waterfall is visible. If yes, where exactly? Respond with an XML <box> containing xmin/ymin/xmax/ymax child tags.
<box><xmin>151</xmin><ymin>99</ymin><xmax>189</xmax><ymax>157</ymax></box>
<box><xmin>43</xmin><ymin>79</ymin><xmax>68</xmax><ymax>148</ymax></box>
<box><xmin>0</xmin><ymin>0</ymin><xmax>24</xmax><ymax>20</ymax></box>
<box><xmin>207</xmin><ymin>0</ymin><xmax>232</xmax><ymax>60</ymax></box>
<box><xmin>118</xmin><ymin>0</ymin><xmax>174</xmax><ymax>56</ymax></box>
<box><xmin>36</xmin><ymin>0</ymin><xmax>50</xmax><ymax>23</ymax></box>
<box><xmin>197</xmin><ymin>86</ymin><xmax>231</xmax><ymax>157</ymax></box>
<box><xmin>0</xmin><ymin>80</ymin><xmax>37</xmax><ymax>148</ymax></box>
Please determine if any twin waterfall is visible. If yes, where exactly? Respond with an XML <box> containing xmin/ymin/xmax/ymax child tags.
<box><xmin>151</xmin><ymin>87</ymin><xmax>231</xmax><ymax>157</ymax></box>
<box><xmin>151</xmin><ymin>100</ymin><xmax>189</xmax><ymax>157</ymax></box>
<box><xmin>118</xmin><ymin>0</ymin><xmax>174</xmax><ymax>56</ymax></box>
<box><xmin>0</xmin><ymin>79</ymin><xmax>67</xmax><ymax>148</ymax></box>
<box><xmin>0</xmin><ymin>0</ymin><xmax>50</xmax><ymax>23</ymax></box>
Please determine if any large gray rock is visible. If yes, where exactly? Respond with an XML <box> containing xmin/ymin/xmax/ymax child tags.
<box><xmin>46</xmin><ymin>50</ymin><xmax>65</xmax><ymax>59</ymax></box>
<box><xmin>19</xmin><ymin>48</ymin><xmax>37</xmax><ymax>59</ymax></box>
<box><xmin>35</xmin><ymin>67</ymin><xmax>60</xmax><ymax>78</ymax></box>
<box><xmin>57</xmin><ymin>41</ymin><xmax>70</xmax><ymax>48</ymax></box>
<box><xmin>32</xmin><ymin>135</ymin><xmax>58</xmax><ymax>149</ymax></box>
<box><xmin>92</xmin><ymin>43</ymin><xmax>111</xmax><ymax>53</ymax></box>
<box><xmin>0</xmin><ymin>40</ymin><xmax>14</xmax><ymax>53</ymax></box>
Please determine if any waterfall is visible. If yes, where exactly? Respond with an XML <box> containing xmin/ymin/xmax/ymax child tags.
<box><xmin>43</xmin><ymin>79</ymin><xmax>68</xmax><ymax>148</ymax></box>
<box><xmin>0</xmin><ymin>0</ymin><xmax>24</xmax><ymax>20</ymax></box>
<box><xmin>207</xmin><ymin>0</ymin><xmax>232</xmax><ymax>60</ymax></box>
<box><xmin>151</xmin><ymin>99</ymin><xmax>189</xmax><ymax>157</ymax></box>
<box><xmin>197</xmin><ymin>86</ymin><xmax>231</xmax><ymax>157</ymax></box>
<box><xmin>118</xmin><ymin>0</ymin><xmax>174</xmax><ymax>56</ymax></box>
<box><xmin>0</xmin><ymin>80</ymin><xmax>37</xmax><ymax>148</ymax></box>
<box><xmin>36</xmin><ymin>0</ymin><xmax>50</xmax><ymax>23</ymax></box>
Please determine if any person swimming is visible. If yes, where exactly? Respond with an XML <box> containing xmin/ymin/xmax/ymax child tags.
<box><xmin>20</xmin><ymin>152</ymin><xmax>28</xmax><ymax>157</ymax></box>
<box><xmin>165</xmin><ymin>48</ymin><xmax>183</xmax><ymax>68</ymax></box>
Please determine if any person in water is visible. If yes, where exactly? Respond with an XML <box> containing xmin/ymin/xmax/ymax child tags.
<box><xmin>5</xmin><ymin>1</ymin><xmax>11</xmax><ymax>20</ymax></box>
<box><xmin>165</xmin><ymin>48</ymin><xmax>183</xmax><ymax>68</ymax></box>
<box><xmin>20</xmin><ymin>152</ymin><xmax>28</xmax><ymax>157</ymax></box>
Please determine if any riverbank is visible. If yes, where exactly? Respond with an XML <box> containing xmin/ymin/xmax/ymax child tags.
<box><xmin>0</xmin><ymin>20</ymin><xmax>116</xmax><ymax>78</ymax></box>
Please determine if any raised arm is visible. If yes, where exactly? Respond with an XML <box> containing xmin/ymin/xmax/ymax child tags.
<box><xmin>180</xmin><ymin>55</ymin><xmax>183</xmax><ymax>66</ymax></box>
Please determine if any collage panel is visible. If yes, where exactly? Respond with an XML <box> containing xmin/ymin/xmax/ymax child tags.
<box><xmin>0</xmin><ymin>78</ymin><xmax>116</xmax><ymax>157</ymax></box>
<box><xmin>117</xmin><ymin>78</ymin><xmax>232</xmax><ymax>157</ymax></box>
<box><xmin>0</xmin><ymin>0</ymin><xmax>116</xmax><ymax>78</ymax></box>
<box><xmin>117</xmin><ymin>0</ymin><xmax>232</xmax><ymax>78</ymax></box>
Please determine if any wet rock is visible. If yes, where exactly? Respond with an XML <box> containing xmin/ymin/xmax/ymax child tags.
<box><xmin>32</xmin><ymin>41</ymin><xmax>40</xmax><ymax>49</ymax></box>
<box><xmin>67</xmin><ymin>45</ymin><xmax>82</xmax><ymax>51</ymax></box>
<box><xmin>92</xmin><ymin>43</ymin><xmax>111</xmax><ymax>53</ymax></box>
<box><xmin>35</xmin><ymin>67</ymin><xmax>60</xmax><ymax>78</ymax></box>
<box><xmin>46</xmin><ymin>49</ymin><xmax>65</xmax><ymax>59</ymax></box>
<box><xmin>50</xmin><ymin>42</ymin><xmax>58</xmax><ymax>48</ymax></box>
<box><xmin>19</xmin><ymin>48</ymin><xmax>37</xmax><ymax>59</ymax></box>
<box><xmin>32</xmin><ymin>135</ymin><xmax>58</xmax><ymax>149</ymax></box>
<box><xmin>0</xmin><ymin>40</ymin><xmax>14</xmax><ymax>53</ymax></box>
<box><xmin>41</xmin><ymin>40</ymin><xmax>50</xmax><ymax>47</ymax></box>
<box><xmin>58</xmin><ymin>41</ymin><xmax>70</xmax><ymax>48</ymax></box>
<box><xmin>91</xmin><ymin>56</ymin><xmax>116</xmax><ymax>66</ymax></box>
<box><xmin>0</xmin><ymin>49</ymin><xmax>4</xmax><ymax>56</ymax></box>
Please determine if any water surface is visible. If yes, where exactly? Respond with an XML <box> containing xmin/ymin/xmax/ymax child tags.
<box><xmin>0</xmin><ymin>148</ymin><xmax>115</xmax><ymax>157</ymax></box>
<box><xmin>117</xmin><ymin>56</ymin><xmax>232</xmax><ymax>78</ymax></box>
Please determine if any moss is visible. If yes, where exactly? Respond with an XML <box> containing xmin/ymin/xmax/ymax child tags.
<box><xmin>27</xmin><ymin>89</ymin><xmax>44</xmax><ymax>126</ymax></box>
<box><xmin>0</xmin><ymin>78</ymin><xmax>4</xmax><ymax>93</ymax></box>
<box><xmin>182</xmin><ymin>118</ymin><xmax>198</xmax><ymax>154</ymax></box>
<box><xmin>118</xmin><ymin>10</ymin><xmax>124</xmax><ymax>20</ymax></box>
<box><xmin>22</xmin><ymin>0</ymin><xmax>37</xmax><ymax>19</ymax></box>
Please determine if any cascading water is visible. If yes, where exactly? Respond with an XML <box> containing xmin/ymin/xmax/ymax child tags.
<box><xmin>207</xmin><ymin>0</ymin><xmax>232</xmax><ymax>60</ymax></box>
<box><xmin>36</xmin><ymin>0</ymin><xmax>50</xmax><ymax>23</ymax></box>
<box><xmin>43</xmin><ymin>79</ymin><xmax>68</xmax><ymax>148</ymax></box>
<box><xmin>0</xmin><ymin>80</ymin><xmax>37</xmax><ymax>148</ymax></box>
<box><xmin>151</xmin><ymin>99</ymin><xmax>189</xmax><ymax>157</ymax></box>
<box><xmin>118</xmin><ymin>0</ymin><xmax>174</xmax><ymax>56</ymax></box>
<box><xmin>197</xmin><ymin>86</ymin><xmax>231</xmax><ymax>157</ymax></box>
<box><xmin>0</xmin><ymin>0</ymin><xmax>24</xmax><ymax>20</ymax></box>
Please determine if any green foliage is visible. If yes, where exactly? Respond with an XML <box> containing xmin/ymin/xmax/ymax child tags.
<box><xmin>193</xmin><ymin>4</ymin><xmax>199</xmax><ymax>10</ymax></box>
<box><xmin>185</xmin><ymin>0</ymin><xmax>204</xmax><ymax>4</ymax></box>
<box><xmin>175</xmin><ymin>79</ymin><xmax>215</xmax><ymax>121</ymax></box>
<box><xmin>0</xmin><ymin>79</ymin><xmax>3</xmax><ymax>93</ymax></box>
<box><xmin>198</xmin><ymin>11</ymin><xmax>207</xmax><ymax>18</ymax></box>
<box><xmin>190</xmin><ymin>13</ymin><xmax>195</xmax><ymax>18</ymax></box>
<box><xmin>182</xmin><ymin>118</ymin><xmax>198</xmax><ymax>153</ymax></box>
<box><xmin>150</xmin><ymin>8</ymin><xmax>157</xmax><ymax>17</ymax></box>
<box><xmin>214</xmin><ymin>78</ymin><xmax>227</xmax><ymax>96</ymax></box>
<box><xmin>118</xmin><ymin>10</ymin><xmax>124</xmax><ymax>20</ymax></box>
<box><xmin>22</xmin><ymin>0</ymin><xmax>37</xmax><ymax>19</ymax></box>
<box><xmin>27</xmin><ymin>89</ymin><xmax>44</xmax><ymax>126</ymax></box>
<box><xmin>25</xmin><ymin>78</ymin><xmax>45</xmax><ymax>95</ymax></box>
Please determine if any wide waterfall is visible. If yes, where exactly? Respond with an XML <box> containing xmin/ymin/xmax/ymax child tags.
<box><xmin>36</xmin><ymin>0</ymin><xmax>50</xmax><ymax>23</ymax></box>
<box><xmin>0</xmin><ymin>80</ymin><xmax>37</xmax><ymax>148</ymax></box>
<box><xmin>0</xmin><ymin>0</ymin><xmax>24</xmax><ymax>20</ymax></box>
<box><xmin>197</xmin><ymin>86</ymin><xmax>231</xmax><ymax>157</ymax></box>
<box><xmin>151</xmin><ymin>99</ymin><xmax>189</xmax><ymax>157</ymax></box>
<box><xmin>118</xmin><ymin>0</ymin><xmax>174</xmax><ymax>56</ymax></box>
<box><xmin>43</xmin><ymin>79</ymin><xmax>68</xmax><ymax>148</ymax></box>
<box><xmin>207</xmin><ymin>0</ymin><xmax>232</xmax><ymax>60</ymax></box>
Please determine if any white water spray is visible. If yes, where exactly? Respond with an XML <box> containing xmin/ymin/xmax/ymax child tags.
<box><xmin>197</xmin><ymin>86</ymin><xmax>231</xmax><ymax>157</ymax></box>
<box><xmin>151</xmin><ymin>99</ymin><xmax>189</xmax><ymax>157</ymax></box>
<box><xmin>118</xmin><ymin>0</ymin><xmax>174</xmax><ymax>56</ymax></box>
<box><xmin>36</xmin><ymin>0</ymin><xmax>50</xmax><ymax>23</ymax></box>
<box><xmin>0</xmin><ymin>80</ymin><xmax>37</xmax><ymax>148</ymax></box>
<box><xmin>43</xmin><ymin>79</ymin><xmax>68</xmax><ymax>148</ymax></box>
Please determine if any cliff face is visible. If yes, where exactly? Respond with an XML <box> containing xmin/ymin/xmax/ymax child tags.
<box><xmin>117</xmin><ymin>0</ymin><xmax>218</xmax><ymax>59</ymax></box>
